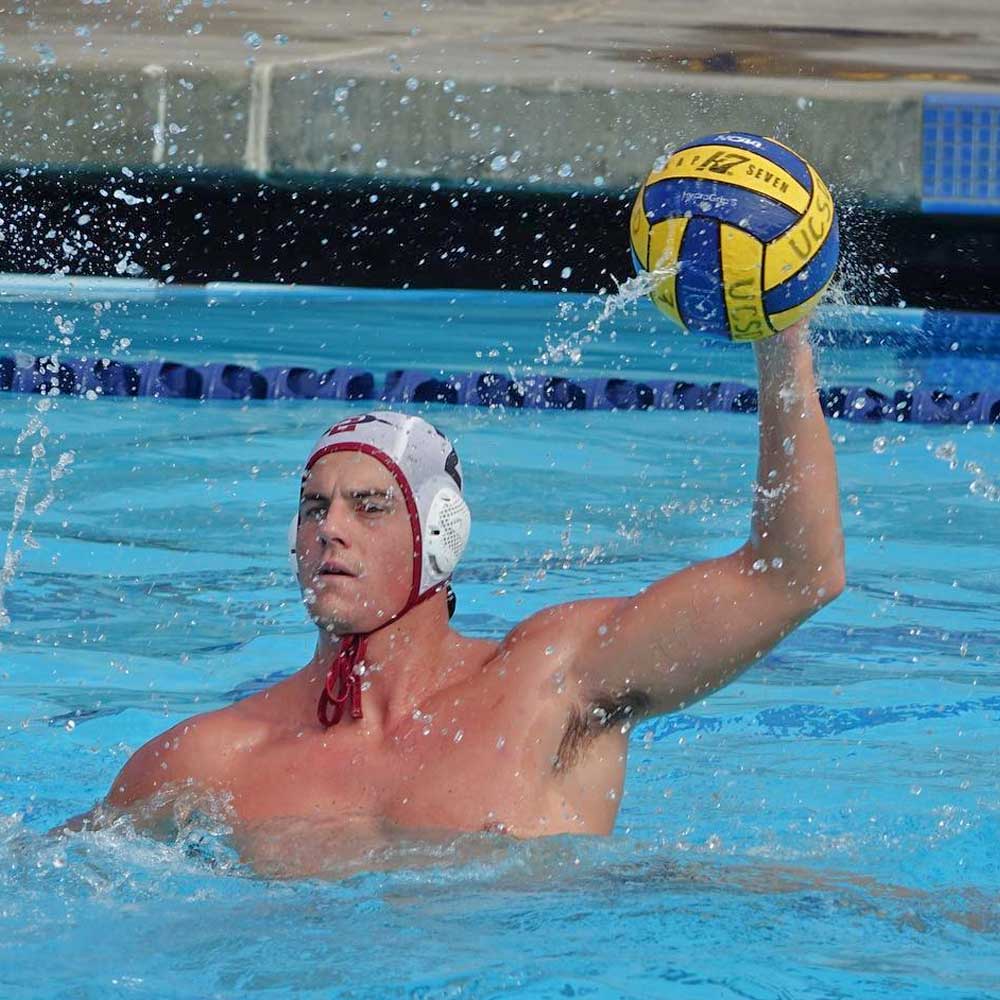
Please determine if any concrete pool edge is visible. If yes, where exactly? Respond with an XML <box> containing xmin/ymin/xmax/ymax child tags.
<box><xmin>1</xmin><ymin>2</ymin><xmax>998</xmax><ymax>212</ymax></box>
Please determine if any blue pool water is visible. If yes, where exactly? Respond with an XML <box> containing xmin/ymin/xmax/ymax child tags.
<box><xmin>1</xmin><ymin>284</ymin><xmax>999</xmax><ymax>998</ymax></box>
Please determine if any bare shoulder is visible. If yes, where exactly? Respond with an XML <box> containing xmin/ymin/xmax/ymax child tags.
<box><xmin>484</xmin><ymin>598</ymin><xmax>635</xmax><ymax>781</ymax></box>
<box><xmin>107</xmin><ymin>700</ymin><xmax>269</xmax><ymax>809</ymax></box>
<box><xmin>495</xmin><ymin>597</ymin><xmax>626</xmax><ymax>662</ymax></box>
<box><xmin>487</xmin><ymin>597</ymin><xmax>627</xmax><ymax>715</ymax></box>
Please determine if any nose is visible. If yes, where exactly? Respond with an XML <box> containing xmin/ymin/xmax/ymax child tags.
<box><xmin>316</xmin><ymin>498</ymin><xmax>350</xmax><ymax>549</ymax></box>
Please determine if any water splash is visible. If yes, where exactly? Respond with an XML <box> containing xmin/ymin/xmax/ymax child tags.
<box><xmin>932</xmin><ymin>437</ymin><xmax>1000</xmax><ymax>503</ymax></box>
<box><xmin>538</xmin><ymin>266</ymin><xmax>671</xmax><ymax>366</ymax></box>
<box><xmin>0</xmin><ymin>371</ymin><xmax>75</xmax><ymax>628</ymax></box>
<box><xmin>2</xmin><ymin>789</ymin><xmax>243</xmax><ymax>909</ymax></box>
<box><xmin>0</xmin><ymin>410</ymin><xmax>44</xmax><ymax>628</ymax></box>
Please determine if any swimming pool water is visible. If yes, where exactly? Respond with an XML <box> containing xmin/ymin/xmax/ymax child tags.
<box><xmin>1</xmin><ymin>285</ymin><xmax>998</xmax><ymax>998</ymax></box>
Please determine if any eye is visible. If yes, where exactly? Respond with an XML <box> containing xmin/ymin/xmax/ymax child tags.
<box><xmin>301</xmin><ymin>504</ymin><xmax>326</xmax><ymax>520</ymax></box>
<box><xmin>357</xmin><ymin>500</ymin><xmax>388</xmax><ymax>515</ymax></box>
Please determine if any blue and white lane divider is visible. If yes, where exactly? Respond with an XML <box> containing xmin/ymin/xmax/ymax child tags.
<box><xmin>3</xmin><ymin>355</ymin><xmax>999</xmax><ymax>424</ymax></box>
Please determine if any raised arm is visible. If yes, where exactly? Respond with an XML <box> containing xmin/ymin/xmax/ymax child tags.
<box><xmin>555</xmin><ymin>319</ymin><xmax>845</xmax><ymax>718</ymax></box>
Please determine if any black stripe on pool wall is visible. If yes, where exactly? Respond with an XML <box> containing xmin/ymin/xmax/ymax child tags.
<box><xmin>0</xmin><ymin>168</ymin><xmax>997</xmax><ymax>311</ymax></box>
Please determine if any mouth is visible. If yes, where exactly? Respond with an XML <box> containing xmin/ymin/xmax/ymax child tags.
<box><xmin>317</xmin><ymin>562</ymin><xmax>357</xmax><ymax>578</ymax></box>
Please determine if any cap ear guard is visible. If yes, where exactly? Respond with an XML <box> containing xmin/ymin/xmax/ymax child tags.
<box><xmin>425</xmin><ymin>488</ymin><xmax>471</xmax><ymax>577</ymax></box>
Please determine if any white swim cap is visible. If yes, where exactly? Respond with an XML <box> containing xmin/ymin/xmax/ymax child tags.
<box><xmin>291</xmin><ymin>411</ymin><xmax>471</xmax><ymax>605</ymax></box>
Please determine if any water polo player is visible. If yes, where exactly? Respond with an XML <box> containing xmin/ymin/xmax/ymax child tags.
<box><xmin>84</xmin><ymin>329</ymin><xmax>844</xmax><ymax>864</ymax></box>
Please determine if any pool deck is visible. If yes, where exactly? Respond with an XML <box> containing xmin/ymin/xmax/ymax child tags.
<box><xmin>0</xmin><ymin>1</ymin><xmax>997</xmax><ymax>207</ymax></box>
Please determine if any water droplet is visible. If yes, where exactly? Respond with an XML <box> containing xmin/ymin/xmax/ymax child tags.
<box><xmin>242</xmin><ymin>31</ymin><xmax>263</xmax><ymax>50</ymax></box>
<box><xmin>453</xmin><ymin>729</ymin><xmax>464</xmax><ymax>743</ymax></box>
<box><xmin>33</xmin><ymin>42</ymin><xmax>56</xmax><ymax>65</ymax></box>
<box><xmin>489</xmin><ymin>154</ymin><xmax>508</xmax><ymax>172</ymax></box>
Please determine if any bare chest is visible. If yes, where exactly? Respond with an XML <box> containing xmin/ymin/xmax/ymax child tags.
<box><xmin>224</xmin><ymin>705</ymin><xmax>556</xmax><ymax>836</ymax></box>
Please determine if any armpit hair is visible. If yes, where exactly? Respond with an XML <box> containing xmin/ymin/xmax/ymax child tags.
<box><xmin>553</xmin><ymin>688</ymin><xmax>652</xmax><ymax>774</ymax></box>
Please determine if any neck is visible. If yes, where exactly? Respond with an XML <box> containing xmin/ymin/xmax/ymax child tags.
<box><xmin>306</xmin><ymin>591</ymin><xmax>455</xmax><ymax>732</ymax></box>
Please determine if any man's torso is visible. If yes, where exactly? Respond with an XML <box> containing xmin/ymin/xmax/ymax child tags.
<box><xmin>145</xmin><ymin>602</ymin><xmax>630</xmax><ymax>870</ymax></box>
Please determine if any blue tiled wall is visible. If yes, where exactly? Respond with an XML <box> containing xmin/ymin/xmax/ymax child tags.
<box><xmin>922</xmin><ymin>93</ymin><xmax>1000</xmax><ymax>215</ymax></box>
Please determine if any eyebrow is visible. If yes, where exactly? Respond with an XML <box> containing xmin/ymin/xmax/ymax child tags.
<box><xmin>300</xmin><ymin>488</ymin><xmax>395</xmax><ymax>502</ymax></box>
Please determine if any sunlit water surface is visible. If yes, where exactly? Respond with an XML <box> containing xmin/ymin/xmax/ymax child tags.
<box><xmin>0</xmin><ymin>287</ymin><xmax>998</xmax><ymax>998</ymax></box>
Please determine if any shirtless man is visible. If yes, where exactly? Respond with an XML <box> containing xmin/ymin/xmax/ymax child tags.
<box><xmin>82</xmin><ymin>320</ymin><xmax>844</xmax><ymax>872</ymax></box>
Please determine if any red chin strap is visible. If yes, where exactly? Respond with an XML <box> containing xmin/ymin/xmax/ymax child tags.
<box><xmin>317</xmin><ymin>633</ymin><xmax>367</xmax><ymax>726</ymax></box>
<box><xmin>316</xmin><ymin>584</ymin><xmax>443</xmax><ymax>728</ymax></box>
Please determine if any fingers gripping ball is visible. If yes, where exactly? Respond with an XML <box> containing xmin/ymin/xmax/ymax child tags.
<box><xmin>629</xmin><ymin>132</ymin><xmax>840</xmax><ymax>341</ymax></box>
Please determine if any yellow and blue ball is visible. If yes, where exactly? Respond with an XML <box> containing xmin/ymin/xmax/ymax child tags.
<box><xmin>630</xmin><ymin>132</ymin><xmax>839</xmax><ymax>341</ymax></box>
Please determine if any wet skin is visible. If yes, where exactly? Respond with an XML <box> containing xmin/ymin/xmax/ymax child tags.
<box><xmin>84</xmin><ymin>324</ymin><xmax>845</xmax><ymax>875</ymax></box>
<box><xmin>103</xmin><ymin>451</ymin><xmax>629</xmax><ymax>857</ymax></box>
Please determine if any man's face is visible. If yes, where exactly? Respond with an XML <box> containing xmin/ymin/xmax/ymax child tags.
<box><xmin>296</xmin><ymin>451</ymin><xmax>415</xmax><ymax>634</ymax></box>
